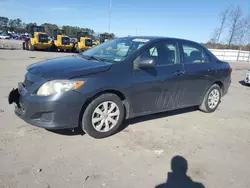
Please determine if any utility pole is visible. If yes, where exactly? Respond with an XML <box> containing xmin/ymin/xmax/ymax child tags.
<box><xmin>108</xmin><ymin>0</ymin><xmax>112</xmax><ymax>33</ymax></box>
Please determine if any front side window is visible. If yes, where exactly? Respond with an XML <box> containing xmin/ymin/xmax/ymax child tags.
<box><xmin>82</xmin><ymin>37</ymin><xmax>151</xmax><ymax>63</ymax></box>
<box><xmin>181</xmin><ymin>43</ymin><xmax>210</xmax><ymax>63</ymax></box>
<box><xmin>137</xmin><ymin>41</ymin><xmax>178</xmax><ymax>65</ymax></box>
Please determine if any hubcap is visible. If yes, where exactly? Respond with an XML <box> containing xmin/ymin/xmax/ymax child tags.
<box><xmin>91</xmin><ymin>101</ymin><xmax>120</xmax><ymax>132</ymax></box>
<box><xmin>208</xmin><ymin>89</ymin><xmax>220</xmax><ymax>109</ymax></box>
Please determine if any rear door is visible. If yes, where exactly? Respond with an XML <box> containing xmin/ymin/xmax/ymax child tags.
<box><xmin>178</xmin><ymin>41</ymin><xmax>215</xmax><ymax>107</ymax></box>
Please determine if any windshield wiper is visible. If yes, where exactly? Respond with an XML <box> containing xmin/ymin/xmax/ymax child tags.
<box><xmin>81</xmin><ymin>55</ymin><xmax>104</xmax><ymax>62</ymax></box>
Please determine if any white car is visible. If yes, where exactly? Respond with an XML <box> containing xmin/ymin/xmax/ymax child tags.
<box><xmin>0</xmin><ymin>34</ymin><xmax>10</xmax><ymax>39</ymax></box>
<box><xmin>244</xmin><ymin>70</ymin><xmax>250</xmax><ymax>85</ymax></box>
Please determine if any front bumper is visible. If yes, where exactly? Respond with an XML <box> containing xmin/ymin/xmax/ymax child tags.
<box><xmin>9</xmin><ymin>83</ymin><xmax>86</xmax><ymax>130</ymax></box>
<box><xmin>80</xmin><ymin>47</ymin><xmax>92</xmax><ymax>51</ymax></box>
<box><xmin>244</xmin><ymin>71</ymin><xmax>250</xmax><ymax>84</ymax></box>
<box><xmin>57</xmin><ymin>45</ymin><xmax>74</xmax><ymax>50</ymax></box>
<box><xmin>34</xmin><ymin>43</ymin><xmax>51</xmax><ymax>49</ymax></box>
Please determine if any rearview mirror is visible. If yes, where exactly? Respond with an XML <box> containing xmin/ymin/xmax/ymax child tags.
<box><xmin>138</xmin><ymin>57</ymin><xmax>156</xmax><ymax>68</ymax></box>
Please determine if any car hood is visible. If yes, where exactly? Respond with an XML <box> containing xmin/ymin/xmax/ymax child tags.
<box><xmin>27</xmin><ymin>55</ymin><xmax>112</xmax><ymax>79</ymax></box>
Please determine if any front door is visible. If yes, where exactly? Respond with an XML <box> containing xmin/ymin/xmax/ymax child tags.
<box><xmin>129</xmin><ymin>40</ymin><xmax>185</xmax><ymax>115</ymax></box>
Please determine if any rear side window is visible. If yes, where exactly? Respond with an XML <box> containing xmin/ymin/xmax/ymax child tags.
<box><xmin>181</xmin><ymin>43</ymin><xmax>211</xmax><ymax>64</ymax></box>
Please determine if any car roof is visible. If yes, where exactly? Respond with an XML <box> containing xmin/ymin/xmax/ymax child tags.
<box><xmin>121</xmin><ymin>36</ymin><xmax>201</xmax><ymax>45</ymax></box>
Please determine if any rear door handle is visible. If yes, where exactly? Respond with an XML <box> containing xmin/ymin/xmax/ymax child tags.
<box><xmin>208</xmin><ymin>68</ymin><xmax>215</xmax><ymax>72</ymax></box>
<box><xmin>175</xmin><ymin>70</ymin><xmax>185</xmax><ymax>76</ymax></box>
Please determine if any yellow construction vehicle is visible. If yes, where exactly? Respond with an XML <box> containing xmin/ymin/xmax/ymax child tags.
<box><xmin>99</xmin><ymin>32</ymin><xmax>114</xmax><ymax>44</ymax></box>
<box><xmin>51</xmin><ymin>29</ymin><xmax>74</xmax><ymax>52</ymax></box>
<box><xmin>23</xmin><ymin>25</ymin><xmax>52</xmax><ymax>51</ymax></box>
<box><xmin>75</xmin><ymin>31</ymin><xmax>94</xmax><ymax>52</ymax></box>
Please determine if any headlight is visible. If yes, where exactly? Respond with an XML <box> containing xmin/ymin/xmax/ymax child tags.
<box><xmin>37</xmin><ymin>80</ymin><xmax>84</xmax><ymax>96</ymax></box>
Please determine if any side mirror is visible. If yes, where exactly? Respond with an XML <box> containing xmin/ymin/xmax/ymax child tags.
<box><xmin>138</xmin><ymin>57</ymin><xmax>156</xmax><ymax>68</ymax></box>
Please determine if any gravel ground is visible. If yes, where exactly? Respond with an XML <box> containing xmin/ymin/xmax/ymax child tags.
<box><xmin>0</xmin><ymin>50</ymin><xmax>250</xmax><ymax>188</ymax></box>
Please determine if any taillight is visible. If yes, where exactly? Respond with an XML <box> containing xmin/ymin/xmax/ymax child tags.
<box><xmin>229</xmin><ymin>67</ymin><xmax>232</xmax><ymax>73</ymax></box>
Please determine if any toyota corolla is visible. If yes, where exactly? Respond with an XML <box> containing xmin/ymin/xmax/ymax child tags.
<box><xmin>8</xmin><ymin>36</ymin><xmax>232</xmax><ymax>138</ymax></box>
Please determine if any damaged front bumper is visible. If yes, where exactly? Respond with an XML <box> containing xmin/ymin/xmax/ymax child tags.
<box><xmin>8</xmin><ymin>82</ymin><xmax>86</xmax><ymax>130</ymax></box>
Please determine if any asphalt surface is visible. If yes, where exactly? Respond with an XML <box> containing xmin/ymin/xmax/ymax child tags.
<box><xmin>0</xmin><ymin>50</ymin><xmax>250</xmax><ymax>188</ymax></box>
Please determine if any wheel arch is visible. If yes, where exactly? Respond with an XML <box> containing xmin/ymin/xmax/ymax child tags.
<box><xmin>213</xmin><ymin>81</ymin><xmax>224</xmax><ymax>92</ymax></box>
<box><xmin>78</xmin><ymin>89</ymin><xmax>130</xmax><ymax>127</ymax></box>
<box><xmin>199</xmin><ymin>80</ymin><xmax>224</xmax><ymax>105</ymax></box>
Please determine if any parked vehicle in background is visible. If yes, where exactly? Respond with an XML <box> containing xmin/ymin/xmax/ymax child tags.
<box><xmin>8</xmin><ymin>36</ymin><xmax>232</xmax><ymax>139</ymax></box>
<box><xmin>19</xmin><ymin>35</ymin><xmax>27</xmax><ymax>41</ymax></box>
<box><xmin>11</xmin><ymin>34</ymin><xmax>20</xmax><ymax>40</ymax></box>
<box><xmin>70</xmin><ymin>38</ymin><xmax>77</xmax><ymax>43</ymax></box>
<box><xmin>51</xmin><ymin>29</ymin><xmax>74</xmax><ymax>52</ymax></box>
<box><xmin>98</xmin><ymin>32</ymin><xmax>114</xmax><ymax>44</ymax></box>
<box><xmin>244</xmin><ymin>70</ymin><xmax>250</xmax><ymax>85</ymax></box>
<box><xmin>0</xmin><ymin>33</ymin><xmax>10</xmax><ymax>39</ymax></box>
<box><xmin>23</xmin><ymin>25</ymin><xmax>51</xmax><ymax>51</ymax></box>
<box><xmin>75</xmin><ymin>31</ymin><xmax>94</xmax><ymax>52</ymax></box>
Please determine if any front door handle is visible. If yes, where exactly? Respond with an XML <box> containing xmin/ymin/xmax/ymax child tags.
<box><xmin>175</xmin><ymin>70</ymin><xmax>185</xmax><ymax>76</ymax></box>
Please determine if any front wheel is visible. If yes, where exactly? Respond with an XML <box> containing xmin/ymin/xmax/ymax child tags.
<box><xmin>81</xmin><ymin>93</ymin><xmax>125</xmax><ymax>139</ymax></box>
<box><xmin>199</xmin><ymin>84</ymin><xmax>222</xmax><ymax>113</ymax></box>
<box><xmin>25</xmin><ymin>41</ymin><xmax>29</xmax><ymax>50</ymax></box>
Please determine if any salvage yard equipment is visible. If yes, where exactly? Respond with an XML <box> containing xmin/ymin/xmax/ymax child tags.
<box><xmin>99</xmin><ymin>32</ymin><xmax>114</xmax><ymax>44</ymax></box>
<box><xmin>23</xmin><ymin>25</ymin><xmax>51</xmax><ymax>51</ymax></box>
<box><xmin>75</xmin><ymin>32</ymin><xmax>94</xmax><ymax>52</ymax></box>
<box><xmin>51</xmin><ymin>29</ymin><xmax>74</xmax><ymax>52</ymax></box>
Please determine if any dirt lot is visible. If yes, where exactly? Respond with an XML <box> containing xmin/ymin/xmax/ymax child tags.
<box><xmin>0</xmin><ymin>50</ymin><xmax>250</xmax><ymax>188</ymax></box>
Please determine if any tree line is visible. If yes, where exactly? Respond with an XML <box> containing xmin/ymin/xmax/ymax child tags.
<box><xmin>1</xmin><ymin>8</ymin><xmax>250</xmax><ymax>51</ymax></box>
<box><xmin>0</xmin><ymin>16</ymin><xmax>115</xmax><ymax>40</ymax></box>
<box><xmin>207</xmin><ymin>5</ymin><xmax>250</xmax><ymax>51</ymax></box>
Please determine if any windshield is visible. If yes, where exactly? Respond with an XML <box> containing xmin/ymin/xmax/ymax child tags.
<box><xmin>38</xmin><ymin>34</ymin><xmax>49</xmax><ymax>43</ymax></box>
<box><xmin>85</xmin><ymin>39</ymin><xmax>93</xmax><ymax>47</ymax></box>
<box><xmin>82</xmin><ymin>37</ymin><xmax>151</xmax><ymax>62</ymax></box>
<box><xmin>62</xmin><ymin>37</ymin><xmax>70</xmax><ymax>45</ymax></box>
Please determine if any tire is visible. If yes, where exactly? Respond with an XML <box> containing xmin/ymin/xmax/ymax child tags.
<box><xmin>199</xmin><ymin>84</ymin><xmax>222</xmax><ymax>113</ymax></box>
<box><xmin>51</xmin><ymin>43</ymin><xmax>57</xmax><ymax>52</ymax></box>
<box><xmin>81</xmin><ymin>93</ymin><xmax>125</xmax><ymax>139</ymax></box>
<box><xmin>25</xmin><ymin>41</ymin><xmax>29</xmax><ymax>50</ymax></box>
<box><xmin>28</xmin><ymin>41</ymin><xmax>35</xmax><ymax>51</ymax></box>
<box><xmin>22</xmin><ymin>42</ymin><xmax>26</xmax><ymax>50</ymax></box>
<box><xmin>75</xmin><ymin>45</ymin><xmax>81</xmax><ymax>53</ymax></box>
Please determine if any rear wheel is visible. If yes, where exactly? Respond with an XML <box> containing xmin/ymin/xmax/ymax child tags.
<box><xmin>22</xmin><ymin>42</ymin><xmax>26</xmax><ymax>50</ymax></box>
<box><xmin>199</xmin><ymin>84</ymin><xmax>222</xmax><ymax>113</ymax></box>
<box><xmin>81</xmin><ymin>93</ymin><xmax>125</xmax><ymax>139</ymax></box>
